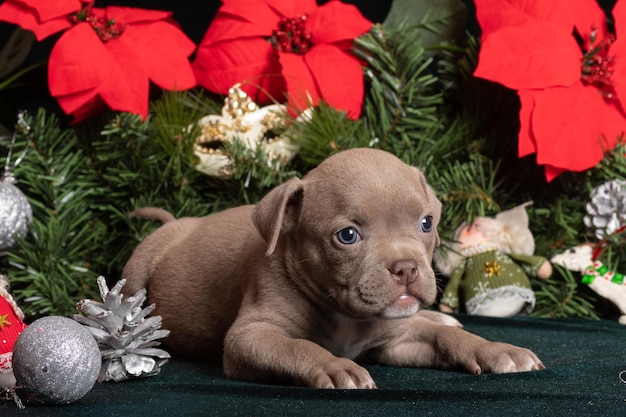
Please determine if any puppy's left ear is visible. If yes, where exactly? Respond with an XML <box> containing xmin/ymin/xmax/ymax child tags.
<box><xmin>252</xmin><ymin>177</ymin><xmax>304</xmax><ymax>256</ymax></box>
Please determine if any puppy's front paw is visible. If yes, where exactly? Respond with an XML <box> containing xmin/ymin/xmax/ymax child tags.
<box><xmin>466</xmin><ymin>342</ymin><xmax>544</xmax><ymax>375</ymax></box>
<box><xmin>308</xmin><ymin>357</ymin><xmax>377</xmax><ymax>389</ymax></box>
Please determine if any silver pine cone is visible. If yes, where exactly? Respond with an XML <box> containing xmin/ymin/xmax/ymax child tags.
<box><xmin>73</xmin><ymin>276</ymin><xmax>170</xmax><ymax>382</ymax></box>
<box><xmin>584</xmin><ymin>179</ymin><xmax>626</xmax><ymax>240</ymax></box>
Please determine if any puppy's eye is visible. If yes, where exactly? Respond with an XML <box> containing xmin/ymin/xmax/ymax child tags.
<box><xmin>336</xmin><ymin>227</ymin><xmax>360</xmax><ymax>245</ymax></box>
<box><xmin>420</xmin><ymin>216</ymin><xmax>434</xmax><ymax>233</ymax></box>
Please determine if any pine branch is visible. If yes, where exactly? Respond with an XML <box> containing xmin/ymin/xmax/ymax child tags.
<box><xmin>431</xmin><ymin>153</ymin><xmax>501</xmax><ymax>232</ymax></box>
<box><xmin>286</xmin><ymin>102</ymin><xmax>371</xmax><ymax>168</ymax></box>
<box><xmin>222</xmin><ymin>138</ymin><xmax>300</xmax><ymax>204</ymax></box>
<box><xmin>5</xmin><ymin>109</ymin><xmax>104</xmax><ymax>316</ymax></box>
<box><xmin>353</xmin><ymin>24</ymin><xmax>444</xmax><ymax>162</ymax></box>
<box><xmin>531</xmin><ymin>266</ymin><xmax>599</xmax><ymax>319</ymax></box>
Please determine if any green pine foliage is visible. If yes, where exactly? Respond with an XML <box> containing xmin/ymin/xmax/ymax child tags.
<box><xmin>354</xmin><ymin>24</ymin><xmax>444</xmax><ymax>162</ymax></box>
<box><xmin>4</xmin><ymin>110</ymin><xmax>106</xmax><ymax>316</ymax></box>
<box><xmin>2</xmin><ymin>13</ymin><xmax>626</xmax><ymax>321</ymax></box>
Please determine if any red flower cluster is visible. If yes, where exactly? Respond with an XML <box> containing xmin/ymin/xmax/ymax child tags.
<box><xmin>0</xmin><ymin>0</ymin><xmax>196</xmax><ymax>122</ymax></box>
<box><xmin>473</xmin><ymin>0</ymin><xmax>626</xmax><ymax>181</ymax></box>
<box><xmin>192</xmin><ymin>0</ymin><xmax>372</xmax><ymax>119</ymax></box>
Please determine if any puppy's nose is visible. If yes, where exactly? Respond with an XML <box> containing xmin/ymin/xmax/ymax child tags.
<box><xmin>389</xmin><ymin>259</ymin><xmax>418</xmax><ymax>284</ymax></box>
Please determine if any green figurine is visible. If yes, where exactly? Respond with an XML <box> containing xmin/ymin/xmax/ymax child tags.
<box><xmin>435</xmin><ymin>204</ymin><xmax>552</xmax><ymax>317</ymax></box>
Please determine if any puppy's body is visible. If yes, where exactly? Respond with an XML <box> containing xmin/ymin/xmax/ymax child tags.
<box><xmin>122</xmin><ymin>148</ymin><xmax>543</xmax><ymax>388</ymax></box>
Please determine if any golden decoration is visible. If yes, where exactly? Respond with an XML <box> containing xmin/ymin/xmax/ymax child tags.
<box><xmin>192</xmin><ymin>84</ymin><xmax>301</xmax><ymax>177</ymax></box>
<box><xmin>0</xmin><ymin>313</ymin><xmax>11</xmax><ymax>330</ymax></box>
<box><xmin>483</xmin><ymin>260</ymin><xmax>502</xmax><ymax>278</ymax></box>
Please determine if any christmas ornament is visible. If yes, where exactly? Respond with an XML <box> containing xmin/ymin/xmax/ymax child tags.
<box><xmin>0</xmin><ymin>274</ymin><xmax>27</xmax><ymax>389</ymax></box>
<box><xmin>193</xmin><ymin>84</ymin><xmax>300</xmax><ymax>177</ymax></box>
<box><xmin>1</xmin><ymin>114</ymin><xmax>32</xmax><ymax>251</ymax></box>
<box><xmin>0</xmin><ymin>178</ymin><xmax>32</xmax><ymax>251</ymax></box>
<box><xmin>551</xmin><ymin>244</ymin><xmax>626</xmax><ymax>325</ymax></box>
<box><xmin>584</xmin><ymin>179</ymin><xmax>626</xmax><ymax>239</ymax></box>
<box><xmin>436</xmin><ymin>204</ymin><xmax>551</xmax><ymax>317</ymax></box>
<box><xmin>73</xmin><ymin>276</ymin><xmax>170</xmax><ymax>382</ymax></box>
<box><xmin>12</xmin><ymin>316</ymin><xmax>101</xmax><ymax>404</ymax></box>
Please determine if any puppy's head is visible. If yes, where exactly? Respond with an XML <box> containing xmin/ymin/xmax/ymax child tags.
<box><xmin>253</xmin><ymin>148</ymin><xmax>441</xmax><ymax>319</ymax></box>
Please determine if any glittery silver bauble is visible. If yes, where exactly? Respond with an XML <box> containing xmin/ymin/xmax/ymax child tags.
<box><xmin>584</xmin><ymin>179</ymin><xmax>626</xmax><ymax>239</ymax></box>
<box><xmin>0</xmin><ymin>179</ymin><xmax>32</xmax><ymax>250</ymax></box>
<box><xmin>12</xmin><ymin>316</ymin><xmax>101</xmax><ymax>404</ymax></box>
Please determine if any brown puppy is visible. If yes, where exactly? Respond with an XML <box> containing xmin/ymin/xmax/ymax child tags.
<box><xmin>121</xmin><ymin>148</ymin><xmax>543</xmax><ymax>389</ymax></box>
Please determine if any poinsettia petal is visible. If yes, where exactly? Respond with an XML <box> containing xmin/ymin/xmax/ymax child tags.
<box><xmin>92</xmin><ymin>6</ymin><xmax>171</xmax><ymax>25</ymax></box>
<box><xmin>219</xmin><ymin>0</ymin><xmax>273</xmax><ymax>20</ymax></box>
<box><xmin>474</xmin><ymin>22</ymin><xmax>580</xmax><ymax>90</ymax></box>
<box><xmin>304</xmin><ymin>44</ymin><xmax>364</xmax><ymax>119</ymax></box>
<box><xmin>69</xmin><ymin>96</ymin><xmax>109</xmax><ymax>124</ymax></box>
<box><xmin>308</xmin><ymin>1</ymin><xmax>372</xmax><ymax>45</ymax></box>
<box><xmin>216</xmin><ymin>1</ymin><xmax>280</xmax><ymax>34</ymax></box>
<box><xmin>279</xmin><ymin>52</ymin><xmax>319</xmax><ymax>115</ymax></box>
<box><xmin>48</xmin><ymin>24</ymin><xmax>112</xmax><ymax>98</ymax></box>
<box><xmin>517</xmin><ymin>91</ymin><xmax>536</xmax><ymax>158</ymax></box>
<box><xmin>55</xmin><ymin>88</ymin><xmax>103</xmax><ymax>122</ymax></box>
<box><xmin>258</xmin><ymin>0</ymin><xmax>317</xmax><ymax>19</ymax></box>
<box><xmin>475</xmin><ymin>0</ymin><xmax>581</xmax><ymax>37</ymax></box>
<box><xmin>532</xmin><ymin>83</ymin><xmax>624</xmax><ymax>172</ymax></box>
<box><xmin>0</xmin><ymin>1</ymin><xmax>72</xmax><ymax>40</ymax></box>
<box><xmin>612</xmin><ymin>38</ymin><xmax>626</xmax><ymax>113</ymax></box>
<box><xmin>544</xmin><ymin>165</ymin><xmax>565</xmax><ymax>182</ymax></box>
<box><xmin>192</xmin><ymin>38</ymin><xmax>285</xmax><ymax>103</ymax></box>
<box><xmin>55</xmin><ymin>87</ymin><xmax>100</xmax><ymax>115</ymax></box>
<box><xmin>98</xmin><ymin>38</ymin><xmax>150</xmax><ymax>118</ymax></box>
<box><xmin>204</xmin><ymin>0</ymin><xmax>314</xmax><ymax>43</ymax></box>
<box><xmin>16</xmin><ymin>0</ymin><xmax>82</xmax><ymax>21</ymax></box>
<box><xmin>199</xmin><ymin>12</ymin><xmax>275</xmax><ymax>44</ymax></box>
<box><xmin>612</xmin><ymin>2</ymin><xmax>626</xmax><ymax>111</ymax></box>
<box><xmin>120</xmin><ymin>22</ymin><xmax>196</xmax><ymax>90</ymax></box>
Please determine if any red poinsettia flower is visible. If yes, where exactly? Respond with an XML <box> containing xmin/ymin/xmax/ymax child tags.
<box><xmin>192</xmin><ymin>0</ymin><xmax>372</xmax><ymax>119</ymax></box>
<box><xmin>0</xmin><ymin>2</ymin><xmax>196</xmax><ymax>123</ymax></box>
<box><xmin>473</xmin><ymin>0</ymin><xmax>626</xmax><ymax>181</ymax></box>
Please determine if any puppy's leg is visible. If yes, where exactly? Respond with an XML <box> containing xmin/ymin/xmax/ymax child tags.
<box><xmin>374</xmin><ymin>318</ymin><xmax>544</xmax><ymax>374</ymax></box>
<box><xmin>224</xmin><ymin>323</ymin><xmax>377</xmax><ymax>389</ymax></box>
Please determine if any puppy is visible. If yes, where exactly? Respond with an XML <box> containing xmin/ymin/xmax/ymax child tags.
<box><xmin>122</xmin><ymin>148</ymin><xmax>543</xmax><ymax>389</ymax></box>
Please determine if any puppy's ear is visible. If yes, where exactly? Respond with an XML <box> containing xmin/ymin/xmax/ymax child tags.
<box><xmin>252</xmin><ymin>177</ymin><xmax>304</xmax><ymax>256</ymax></box>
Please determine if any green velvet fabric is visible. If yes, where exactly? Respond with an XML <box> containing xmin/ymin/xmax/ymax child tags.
<box><xmin>3</xmin><ymin>315</ymin><xmax>625</xmax><ymax>416</ymax></box>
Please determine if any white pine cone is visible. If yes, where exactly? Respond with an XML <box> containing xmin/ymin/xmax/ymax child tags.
<box><xmin>584</xmin><ymin>179</ymin><xmax>626</xmax><ymax>240</ymax></box>
<box><xmin>73</xmin><ymin>276</ymin><xmax>170</xmax><ymax>382</ymax></box>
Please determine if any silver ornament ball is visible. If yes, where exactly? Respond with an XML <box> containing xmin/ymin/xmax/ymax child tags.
<box><xmin>0</xmin><ymin>180</ymin><xmax>32</xmax><ymax>250</ymax></box>
<box><xmin>12</xmin><ymin>316</ymin><xmax>101</xmax><ymax>404</ymax></box>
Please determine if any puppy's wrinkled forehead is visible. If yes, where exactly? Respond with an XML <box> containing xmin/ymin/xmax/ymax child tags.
<box><xmin>303</xmin><ymin>149</ymin><xmax>439</xmax><ymax>217</ymax></box>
